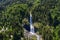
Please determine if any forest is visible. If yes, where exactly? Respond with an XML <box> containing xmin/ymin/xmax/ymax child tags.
<box><xmin>0</xmin><ymin>0</ymin><xmax>60</xmax><ymax>40</ymax></box>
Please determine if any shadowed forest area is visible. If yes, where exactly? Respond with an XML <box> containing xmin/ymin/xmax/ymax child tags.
<box><xmin>0</xmin><ymin>0</ymin><xmax>60</xmax><ymax>40</ymax></box>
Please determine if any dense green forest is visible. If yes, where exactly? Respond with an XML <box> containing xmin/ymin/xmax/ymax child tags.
<box><xmin>0</xmin><ymin>0</ymin><xmax>60</xmax><ymax>40</ymax></box>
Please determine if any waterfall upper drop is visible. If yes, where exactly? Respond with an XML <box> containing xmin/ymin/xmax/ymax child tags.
<box><xmin>30</xmin><ymin>13</ymin><xmax>35</xmax><ymax>34</ymax></box>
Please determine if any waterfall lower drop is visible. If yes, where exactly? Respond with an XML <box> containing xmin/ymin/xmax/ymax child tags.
<box><xmin>30</xmin><ymin>13</ymin><xmax>40</xmax><ymax>40</ymax></box>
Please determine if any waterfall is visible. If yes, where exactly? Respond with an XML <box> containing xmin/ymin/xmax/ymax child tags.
<box><xmin>29</xmin><ymin>13</ymin><xmax>40</xmax><ymax>40</ymax></box>
<box><xmin>30</xmin><ymin>13</ymin><xmax>35</xmax><ymax>34</ymax></box>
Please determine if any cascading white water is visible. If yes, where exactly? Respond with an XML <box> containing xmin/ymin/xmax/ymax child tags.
<box><xmin>30</xmin><ymin>13</ymin><xmax>35</xmax><ymax>34</ymax></box>
<box><xmin>36</xmin><ymin>35</ymin><xmax>40</xmax><ymax>40</ymax></box>
<box><xmin>30</xmin><ymin>13</ymin><xmax>40</xmax><ymax>40</ymax></box>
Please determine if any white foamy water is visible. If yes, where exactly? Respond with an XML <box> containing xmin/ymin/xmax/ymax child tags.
<box><xmin>36</xmin><ymin>35</ymin><xmax>40</xmax><ymax>40</ymax></box>
<box><xmin>30</xmin><ymin>13</ymin><xmax>35</xmax><ymax>33</ymax></box>
<box><xmin>30</xmin><ymin>13</ymin><xmax>40</xmax><ymax>40</ymax></box>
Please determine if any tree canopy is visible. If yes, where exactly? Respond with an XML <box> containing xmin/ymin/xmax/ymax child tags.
<box><xmin>0</xmin><ymin>0</ymin><xmax>60</xmax><ymax>40</ymax></box>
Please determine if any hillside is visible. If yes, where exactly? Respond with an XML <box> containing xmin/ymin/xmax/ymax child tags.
<box><xmin>0</xmin><ymin>0</ymin><xmax>60</xmax><ymax>40</ymax></box>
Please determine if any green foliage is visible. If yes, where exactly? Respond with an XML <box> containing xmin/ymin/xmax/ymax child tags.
<box><xmin>0</xmin><ymin>0</ymin><xmax>60</xmax><ymax>40</ymax></box>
